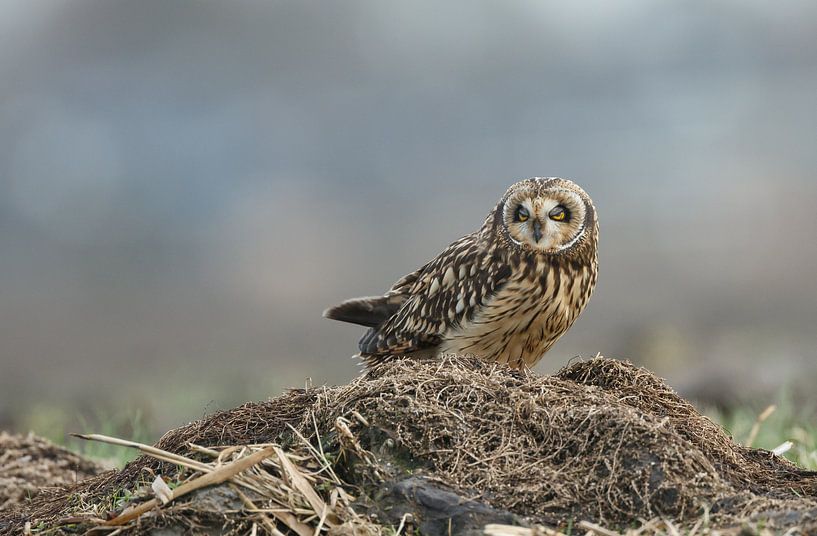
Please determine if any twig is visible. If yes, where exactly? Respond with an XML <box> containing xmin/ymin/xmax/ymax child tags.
<box><xmin>274</xmin><ymin>446</ymin><xmax>334</xmax><ymax>527</ymax></box>
<box><xmin>773</xmin><ymin>441</ymin><xmax>794</xmax><ymax>456</ymax></box>
<box><xmin>745</xmin><ymin>404</ymin><xmax>776</xmax><ymax>448</ymax></box>
<box><xmin>188</xmin><ymin>443</ymin><xmax>221</xmax><ymax>457</ymax></box>
<box><xmin>482</xmin><ymin>524</ymin><xmax>567</xmax><ymax>536</ymax></box>
<box><xmin>104</xmin><ymin>446</ymin><xmax>276</xmax><ymax>526</ymax></box>
<box><xmin>577</xmin><ymin>520</ymin><xmax>621</xmax><ymax>536</ymax></box>
<box><xmin>663</xmin><ymin>519</ymin><xmax>681</xmax><ymax>536</ymax></box>
<box><xmin>313</xmin><ymin>504</ymin><xmax>328</xmax><ymax>535</ymax></box>
<box><xmin>71</xmin><ymin>434</ymin><xmax>211</xmax><ymax>473</ymax></box>
<box><xmin>231</xmin><ymin>484</ymin><xmax>288</xmax><ymax>536</ymax></box>
<box><xmin>287</xmin><ymin>421</ymin><xmax>341</xmax><ymax>484</ymax></box>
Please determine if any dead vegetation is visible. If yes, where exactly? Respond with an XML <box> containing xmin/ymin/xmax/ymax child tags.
<box><xmin>3</xmin><ymin>356</ymin><xmax>817</xmax><ymax>535</ymax></box>
<box><xmin>0</xmin><ymin>432</ymin><xmax>106</xmax><ymax>512</ymax></box>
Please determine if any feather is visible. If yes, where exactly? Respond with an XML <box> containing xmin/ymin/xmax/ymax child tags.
<box><xmin>323</xmin><ymin>177</ymin><xmax>599</xmax><ymax>369</ymax></box>
<box><xmin>355</xmin><ymin>232</ymin><xmax>512</xmax><ymax>357</ymax></box>
<box><xmin>322</xmin><ymin>296</ymin><xmax>402</xmax><ymax>328</ymax></box>
<box><xmin>323</xmin><ymin>261</ymin><xmax>433</xmax><ymax>328</ymax></box>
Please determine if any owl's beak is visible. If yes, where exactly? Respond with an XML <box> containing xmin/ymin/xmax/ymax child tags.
<box><xmin>532</xmin><ymin>220</ymin><xmax>543</xmax><ymax>243</ymax></box>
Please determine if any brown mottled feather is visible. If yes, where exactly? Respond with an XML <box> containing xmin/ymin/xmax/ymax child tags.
<box><xmin>324</xmin><ymin>177</ymin><xmax>599</xmax><ymax>369</ymax></box>
<box><xmin>358</xmin><ymin>233</ymin><xmax>511</xmax><ymax>361</ymax></box>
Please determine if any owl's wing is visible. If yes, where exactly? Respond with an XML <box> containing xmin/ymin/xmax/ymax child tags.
<box><xmin>358</xmin><ymin>234</ymin><xmax>511</xmax><ymax>362</ymax></box>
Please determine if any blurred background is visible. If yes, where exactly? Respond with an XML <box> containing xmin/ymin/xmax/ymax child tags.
<box><xmin>1</xmin><ymin>0</ymin><xmax>816</xmax><ymax>442</ymax></box>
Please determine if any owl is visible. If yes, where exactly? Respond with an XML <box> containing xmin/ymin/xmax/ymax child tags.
<box><xmin>324</xmin><ymin>177</ymin><xmax>599</xmax><ymax>369</ymax></box>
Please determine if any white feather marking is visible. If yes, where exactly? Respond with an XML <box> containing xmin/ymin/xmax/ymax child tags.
<box><xmin>442</xmin><ymin>266</ymin><xmax>456</xmax><ymax>287</ymax></box>
<box><xmin>428</xmin><ymin>278</ymin><xmax>441</xmax><ymax>296</ymax></box>
<box><xmin>555</xmin><ymin>223</ymin><xmax>587</xmax><ymax>252</ymax></box>
<box><xmin>456</xmin><ymin>297</ymin><xmax>466</xmax><ymax>315</ymax></box>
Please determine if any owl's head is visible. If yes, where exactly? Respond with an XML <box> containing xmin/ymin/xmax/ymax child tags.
<box><xmin>490</xmin><ymin>177</ymin><xmax>597</xmax><ymax>255</ymax></box>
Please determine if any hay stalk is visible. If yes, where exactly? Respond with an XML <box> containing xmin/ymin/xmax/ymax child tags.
<box><xmin>102</xmin><ymin>445</ymin><xmax>277</xmax><ymax>526</ymax></box>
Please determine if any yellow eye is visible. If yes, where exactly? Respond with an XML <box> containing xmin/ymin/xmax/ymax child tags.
<box><xmin>514</xmin><ymin>205</ymin><xmax>529</xmax><ymax>222</ymax></box>
<box><xmin>548</xmin><ymin>205</ymin><xmax>569</xmax><ymax>222</ymax></box>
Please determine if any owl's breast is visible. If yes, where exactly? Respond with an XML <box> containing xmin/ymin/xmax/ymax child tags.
<box><xmin>439</xmin><ymin>263</ymin><xmax>594</xmax><ymax>368</ymax></box>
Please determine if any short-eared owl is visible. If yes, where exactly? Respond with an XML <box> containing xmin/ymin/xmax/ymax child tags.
<box><xmin>324</xmin><ymin>177</ymin><xmax>598</xmax><ymax>368</ymax></box>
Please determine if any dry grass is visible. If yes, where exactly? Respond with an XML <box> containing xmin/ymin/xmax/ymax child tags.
<box><xmin>59</xmin><ymin>432</ymin><xmax>377</xmax><ymax>534</ymax></box>
<box><xmin>4</xmin><ymin>355</ymin><xmax>817</xmax><ymax>534</ymax></box>
<box><xmin>0</xmin><ymin>432</ymin><xmax>106</xmax><ymax>512</ymax></box>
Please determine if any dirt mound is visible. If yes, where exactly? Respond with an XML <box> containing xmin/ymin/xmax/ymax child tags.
<box><xmin>4</xmin><ymin>356</ymin><xmax>817</xmax><ymax>534</ymax></box>
<box><xmin>0</xmin><ymin>431</ymin><xmax>106</xmax><ymax>511</ymax></box>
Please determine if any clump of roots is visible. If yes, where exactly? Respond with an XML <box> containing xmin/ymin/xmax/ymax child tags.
<box><xmin>3</xmin><ymin>356</ymin><xmax>817</xmax><ymax>534</ymax></box>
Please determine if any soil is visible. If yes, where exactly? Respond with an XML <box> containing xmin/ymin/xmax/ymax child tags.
<box><xmin>0</xmin><ymin>431</ymin><xmax>106</xmax><ymax>512</ymax></box>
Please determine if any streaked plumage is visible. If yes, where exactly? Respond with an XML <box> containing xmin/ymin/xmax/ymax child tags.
<box><xmin>324</xmin><ymin>177</ymin><xmax>599</xmax><ymax>368</ymax></box>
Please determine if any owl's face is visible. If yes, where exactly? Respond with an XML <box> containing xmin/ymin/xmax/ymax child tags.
<box><xmin>496</xmin><ymin>178</ymin><xmax>595</xmax><ymax>255</ymax></box>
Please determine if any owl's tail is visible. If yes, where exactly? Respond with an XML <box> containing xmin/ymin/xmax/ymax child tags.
<box><xmin>322</xmin><ymin>295</ymin><xmax>401</xmax><ymax>328</ymax></box>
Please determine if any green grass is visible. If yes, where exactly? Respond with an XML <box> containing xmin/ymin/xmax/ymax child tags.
<box><xmin>21</xmin><ymin>404</ymin><xmax>154</xmax><ymax>467</ymax></box>
<box><xmin>69</xmin><ymin>408</ymin><xmax>153</xmax><ymax>466</ymax></box>
<box><xmin>706</xmin><ymin>390</ymin><xmax>817</xmax><ymax>470</ymax></box>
